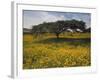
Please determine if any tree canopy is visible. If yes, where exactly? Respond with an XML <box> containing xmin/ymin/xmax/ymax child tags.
<box><xmin>32</xmin><ymin>19</ymin><xmax>86</xmax><ymax>38</ymax></box>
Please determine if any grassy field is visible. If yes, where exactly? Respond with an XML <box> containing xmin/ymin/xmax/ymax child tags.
<box><xmin>23</xmin><ymin>32</ymin><xmax>91</xmax><ymax>69</ymax></box>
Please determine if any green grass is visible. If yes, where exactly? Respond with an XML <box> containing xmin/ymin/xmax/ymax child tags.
<box><xmin>23</xmin><ymin>32</ymin><xmax>91</xmax><ymax>69</ymax></box>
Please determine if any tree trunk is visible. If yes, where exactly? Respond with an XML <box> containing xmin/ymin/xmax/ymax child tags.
<box><xmin>56</xmin><ymin>33</ymin><xmax>59</xmax><ymax>39</ymax></box>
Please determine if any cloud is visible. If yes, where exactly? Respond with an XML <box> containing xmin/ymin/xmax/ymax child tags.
<box><xmin>23</xmin><ymin>11</ymin><xmax>67</xmax><ymax>29</ymax></box>
<box><xmin>40</xmin><ymin>12</ymin><xmax>66</xmax><ymax>22</ymax></box>
<box><xmin>23</xmin><ymin>10</ymin><xmax>91</xmax><ymax>29</ymax></box>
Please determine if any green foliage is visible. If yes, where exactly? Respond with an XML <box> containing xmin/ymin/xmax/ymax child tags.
<box><xmin>32</xmin><ymin>20</ymin><xmax>86</xmax><ymax>38</ymax></box>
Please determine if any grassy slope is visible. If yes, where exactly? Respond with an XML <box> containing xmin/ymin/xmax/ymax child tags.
<box><xmin>23</xmin><ymin>32</ymin><xmax>91</xmax><ymax>69</ymax></box>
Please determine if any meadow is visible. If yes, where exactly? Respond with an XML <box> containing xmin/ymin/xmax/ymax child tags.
<box><xmin>23</xmin><ymin>32</ymin><xmax>91</xmax><ymax>69</ymax></box>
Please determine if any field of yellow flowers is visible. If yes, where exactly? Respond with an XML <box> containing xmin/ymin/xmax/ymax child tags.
<box><xmin>23</xmin><ymin>32</ymin><xmax>91</xmax><ymax>69</ymax></box>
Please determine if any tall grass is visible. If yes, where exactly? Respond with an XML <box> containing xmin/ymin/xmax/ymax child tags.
<box><xmin>23</xmin><ymin>32</ymin><xmax>91</xmax><ymax>69</ymax></box>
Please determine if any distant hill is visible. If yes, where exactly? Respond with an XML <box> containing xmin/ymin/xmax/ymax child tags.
<box><xmin>23</xmin><ymin>28</ymin><xmax>32</xmax><ymax>34</ymax></box>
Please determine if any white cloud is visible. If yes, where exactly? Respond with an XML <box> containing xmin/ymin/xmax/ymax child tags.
<box><xmin>23</xmin><ymin>11</ymin><xmax>91</xmax><ymax>29</ymax></box>
<box><xmin>23</xmin><ymin>11</ymin><xmax>66</xmax><ymax>29</ymax></box>
<box><xmin>40</xmin><ymin>12</ymin><xmax>66</xmax><ymax>22</ymax></box>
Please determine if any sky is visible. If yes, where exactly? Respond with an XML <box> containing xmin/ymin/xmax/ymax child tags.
<box><xmin>23</xmin><ymin>10</ymin><xmax>91</xmax><ymax>29</ymax></box>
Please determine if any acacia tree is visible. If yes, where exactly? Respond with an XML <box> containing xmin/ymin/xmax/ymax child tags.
<box><xmin>32</xmin><ymin>20</ymin><xmax>86</xmax><ymax>39</ymax></box>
